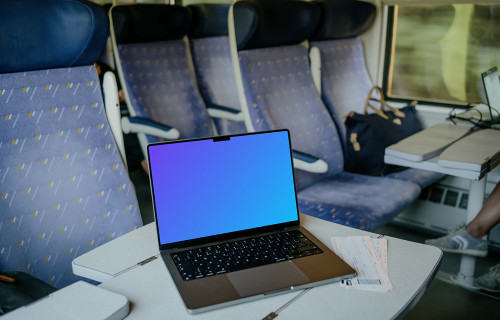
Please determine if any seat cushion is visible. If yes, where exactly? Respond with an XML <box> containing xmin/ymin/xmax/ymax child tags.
<box><xmin>310</xmin><ymin>38</ymin><xmax>374</xmax><ymax>142</ymax></box>
<box><xmin>386</xmin><ymin>168</ymin><xmax>445</xmax><ymax>189</ymax></box>
<box><xmin>238</xmin><ymin>45</ymin><xmax>344</xmax><ymax>190</ymax></box>
<box><xmin>190</xmin><ymin>36</ymin><xmax>246</xmax><ymax>135</ymax></box>
<box><xmin>118</xmin><ymin>40</ymin><xmax>211</xmax><ymax>141</ymax></box>
<box><xmin>297</xmin><ymin>172</ymin><xmax>421</xmax><ymax>231</ymax></box>
<box><xmin>0</xmin><ymin>66</ymin><xmax>142</xmax><ymax>288</ymax></box>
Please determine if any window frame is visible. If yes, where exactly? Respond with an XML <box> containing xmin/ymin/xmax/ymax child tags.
<box><xmin>381</xmin><ymin>4</ymin><xmax>493</xmax><ymax>109</ymax></box>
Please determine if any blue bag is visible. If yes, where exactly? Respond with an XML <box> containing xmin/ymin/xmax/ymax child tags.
<box><xmin>344</xmin><ymin>86</ymin><xmax>422</xmax><ymax>175</ymax></box>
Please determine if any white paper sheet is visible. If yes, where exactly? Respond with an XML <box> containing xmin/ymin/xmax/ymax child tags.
<box><xmin>331</xmin><ymin>236</ymin><xmax>392</xmax><ymax>292</ymax></box>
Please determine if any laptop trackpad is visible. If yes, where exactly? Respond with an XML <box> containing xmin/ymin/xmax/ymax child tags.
<box><xmin>227</xmin><ymin>261</ymin><xmax>310</xmax><ymax>297</ymax></box>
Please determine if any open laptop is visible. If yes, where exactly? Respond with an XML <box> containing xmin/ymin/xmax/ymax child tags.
<box><xmin>147</xmin><ymin>129</ymin><xmax>355</xmax><ymax>314</ymax></box>
<box><xmin>456</xmin><ymin>66</ymin><xmax>500</xmax><ymax>122</ymax></box>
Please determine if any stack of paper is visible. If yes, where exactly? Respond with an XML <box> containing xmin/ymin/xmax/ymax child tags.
<box><xmin>331</xmin><ymin>236</ymin><xmax>392</xmax><ymax>292</ymax></box>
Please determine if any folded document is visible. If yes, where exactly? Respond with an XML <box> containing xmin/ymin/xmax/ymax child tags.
<box><xmin>331</xmin><ymin>236</ymin><xmax>392</xmax><ymax>292</ymax></box>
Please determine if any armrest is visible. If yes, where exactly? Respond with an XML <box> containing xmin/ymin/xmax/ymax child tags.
<box><xmin>309</xmin><ymin>46</ymin><xmax>321</xmax><ymax>95</ymax></box>
<box><xmin>292</xmin><ymin>149</ymin><xmax>328</xmax><ymax>173</ymax></box>
<box><xmin>103</xmin><ymin>71</ymin><xmax>127</xmax><ymax>166</ymax></box>
<box><xmin>206</xmin><ymin>103</ymin><xmax>245</xmax><ymax>122</ymax></box>
<box><xmin>121</xmin><ymin>117</ymin><xmax>180</xmax><ymax>140</ymax></box>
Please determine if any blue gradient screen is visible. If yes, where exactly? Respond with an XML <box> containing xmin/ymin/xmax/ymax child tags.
<box><xmin>148</xmin><ymin>131</ymin><xmax>299</xmax><ymax>245</ymax></box>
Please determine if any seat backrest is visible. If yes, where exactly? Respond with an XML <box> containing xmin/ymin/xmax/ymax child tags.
<box><xmin>188</xmin><ymin>3</ymin><xmax>246</xmax><ymax>136</ymax></box>
<box><xmin>110</xmin><ymin>4</ymin><xmax>211</xmax><ymax>146</ymax></box>
<box><xmin>230</xmin><ymin>0</ymin><xmax>344</xmax><ymax>190</ymax></box>
<box><xmin>0</xmin><ymin>0</ymin><xmax>142</xmax><ymax>288</ymax></box>
<box><xmin>309</xmin><ymin>0</ymin><xmax>376</xmax><ymax>143</ymax></box>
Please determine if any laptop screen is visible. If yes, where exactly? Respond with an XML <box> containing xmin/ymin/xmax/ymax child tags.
<box><xmin>482</xmin><ymin>66</ymin><xmax>500</xmax><ymax>116</ymax></box>
<box><xmin>148</xmin><ymin>130</ymin><xmax>299</xmax><ymax>247</ymax></box>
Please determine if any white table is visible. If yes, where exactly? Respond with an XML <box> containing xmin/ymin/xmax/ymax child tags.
<box><xmin>385</xmin><ymin>128</ymin><xmax>500</xmax><ymax>289</ymax></box>
<box><xmin>73</xmin><ymin>214</ymin><xmax>442</xmax><ymax>319</ymax></box>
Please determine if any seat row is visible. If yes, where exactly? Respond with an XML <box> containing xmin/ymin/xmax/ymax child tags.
<box><xmin>0</xmin><ymin>0</ymin><xmax>142</xmax><ymax>288</ymax></box>
<box><xmin>0</xmin><ymin>0</ymin><xmax>442</xmax><ymax>290</ymax></box>
<box><xmin>108</xmin><ymin>0</ymin><xmax>444</xmax><ymax>230</ymax></box>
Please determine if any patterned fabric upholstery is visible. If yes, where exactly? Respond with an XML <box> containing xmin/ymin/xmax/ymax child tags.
<box><xmin>118</xmin><ymin>40</ymin><xmax>211</xmax><ymax>142</ymax></box>
<box><xmin>190</xmin><ymin>36</ymin><xmax>246</xmax><ymax>136</ymax></box>
<box><xmin>239</xmin><ymin>45</ymin><xmax>344</xmax><ymax>191</ymax></box>
<box><xmin>311</xmin><ymin>38</ymin><xmax>444</xmax><ymax>188</ymax></box>
<box><xmin>0</xmin><ymin>66</ymin><xmax>143</xmax><ymax>288</ymax></box>
<box><xmin>310</xmin><ymin>38</ymin><xmax>373</xmax><ymax>143</ymax></box>
<box><xmin>297</xmin><ymin>172</ymin><xmax>420</xmax><ymax>231</ymax></box>
<box><xmin>238</xmin><ymin>45</ymin><xmax>421</xmax><ymax>230</ymax></box>
<box><xmin>385</xmin><ymin>168</ymin><xmax>443</xmax><ymax>188</ymax></box>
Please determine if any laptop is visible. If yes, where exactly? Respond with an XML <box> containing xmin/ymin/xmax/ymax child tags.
<box><xmin>147</xmin><ymin>129</ymin><xmax>355</xmax><ymax>314</ymax></box>
<box><xmin>456</xmin><ymin>66</ymin><xmax>500</xmax><ymax>122</ymax></box>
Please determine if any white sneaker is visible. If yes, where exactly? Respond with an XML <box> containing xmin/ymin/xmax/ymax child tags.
<box><xmin>475</xmin><ymin>263</ymin><xmax>500</xmax><ymax>292</ymax></box>
<box><xmin>425</xmin><ymin>223</ymin><xmax>488</xmax><ymax>257</ymax></box>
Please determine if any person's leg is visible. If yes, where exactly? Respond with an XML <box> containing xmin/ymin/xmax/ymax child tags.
<box><xmin>466</xmin><ymin>181</ymin><xmax>500</xmax><ymax>238</ymax></box>
<box><xmin>469</xmin><ymin>182</ymin><xmax>500</xmax><ymax>292</ymax></box>
<box><xmin>426</xmin><ymin>181</ymin><xmax>500</xmax><ymax>256</ymax></box>
<box><xmin>426</xmin><ymin>182</ymin><xmax>500</xmax><ymax>291</ymax></box>
<box><xmin>425</xmin><ymin>223</ymin><xmax>488</xmax><ymax>257</ymax></box>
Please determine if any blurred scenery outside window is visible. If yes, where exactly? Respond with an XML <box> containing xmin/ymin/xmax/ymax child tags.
<box><xmin>386</xmin><ymin>4</ymin><xmax>500</xmax><ymax>106</ymax></box>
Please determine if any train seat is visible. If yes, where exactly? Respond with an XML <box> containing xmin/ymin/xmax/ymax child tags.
<box><xmin>0</xmin><ymin>0</ymin><xmax>143</xmax><ymax>289</ymax></box>
<box><xmin>188</xmin><ymin>3</ymin><xmax>247</xmax><ymax>136</ymax></box>
<box><xmin>109</xmin><ymin>4</ymin><xmax>212</xmax><ymax>157</ymax></box>
<box><xmin>229</xmin><ymin>0</ymin><xmax>421</xmax><ymax>231</ymax></box>
<box><xmin>309</xmin><ymin>0</ymin><xmax>444</xmax><ymax>188</ymax></box>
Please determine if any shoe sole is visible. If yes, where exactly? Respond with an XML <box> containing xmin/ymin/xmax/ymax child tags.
<box><xmin>439</xmin><ymin>247</ymin><xmax>488</xmax><ymax>257</ymax></box>
<box><xmin>475</xmin><ymin>284</ymin><xmax>500</xmax><ymax>293</ymax></box>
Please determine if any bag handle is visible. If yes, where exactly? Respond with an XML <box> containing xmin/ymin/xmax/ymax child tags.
<box><xmin>363</xmin><ymin>86</ymin><xmax>387</xmax><ymax>119</ymax></box>
<box><xmin>363</xmin><ymin>86</ymin><xmax>406</xmax><ymax>118</ymax></box>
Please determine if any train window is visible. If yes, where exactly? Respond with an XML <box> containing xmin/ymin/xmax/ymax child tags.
<box><xmin>384</xmin><ymin>4</ymin><xmax>500</xmax><ymax>106</ymax></box>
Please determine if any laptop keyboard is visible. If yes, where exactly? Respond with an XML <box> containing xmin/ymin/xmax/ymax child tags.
<box><xmin>171</xmin><ymin>230</ymin><xmax>323</xmax><ymax>281</ymax></box>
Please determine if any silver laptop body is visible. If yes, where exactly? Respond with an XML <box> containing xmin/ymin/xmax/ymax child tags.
<box><xmin>147</xmin><ymin>129</ymin><xmax>355</xmax><ymax>313</ymax></box>
<box><xmin>482</xmin><ymin>66</ymin><xmax>500</xmax><ymax>120</ymax></box>
<box><xmin>457</xmin><ymin>66</ymin><xmax>500</xmax><ymax>122</ymax></box>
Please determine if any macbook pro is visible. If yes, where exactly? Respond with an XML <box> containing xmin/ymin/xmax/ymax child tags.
<box><xmin>147</xmin><ymin>129</ymin><xmax>355</xmax><ymax>313</ymax></box>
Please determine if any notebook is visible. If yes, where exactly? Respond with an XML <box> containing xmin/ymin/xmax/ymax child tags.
<box><xmin>147</xmin><ymin>129</ymin><xmax>355</xmax><ymax>314</ymax></box>
<box><xmin>455</xmin><ymin>66</ymin><xmax>500</xmax><ymax>122</ymax></box>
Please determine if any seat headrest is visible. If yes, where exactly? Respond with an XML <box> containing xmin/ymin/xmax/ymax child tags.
<box><xmin>0</xmin><ymin>0</ymin><xmax>108</xmax><ymax>73</ymax></box>
<box><xmin>102</xmin><ymin>3</ymin><xmax>112</xmax><ymax>13</ymax></box>
<box><xmin>310</xmin><ymin>0</ymin><xmax>376</xmax><ymax>41</ymax></box>
<box><xmin>233</xmin><ymin>0</ymin><xmax>320</xmax><ymax>51</ymax></box>
<box><xmin>111</xmin><ymin>4</ymin><xmax>191</xmax><ymax>44</ymax></box>
<box><xmin>188</xmin><ymin>4</ymin><xmax>230</xmax><ymax>39</ymax></box>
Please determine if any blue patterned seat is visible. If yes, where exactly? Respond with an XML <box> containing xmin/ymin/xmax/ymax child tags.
<box><xmin>0</xmin><ymin>0</ymin><xmax>142</xmax><ymax>288</ymax></box>
<box><xmin>230</xmin><ymin>0</ymin><xmax>421</xmax><ymax>231</ymax></box>
<box><xmin>309</xmin><ymin>0</ymin><xmax>444</xmax><ymax>188</ymax></box>
<box><xmin>188</xmin><ymin>4</ymin><xmax>247</xmax><ymax>136</ymax></box>
<box><xmin>110</xmin><ymin>4</ymin><xmax>212</xmax><ymax>156</ymax></box>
